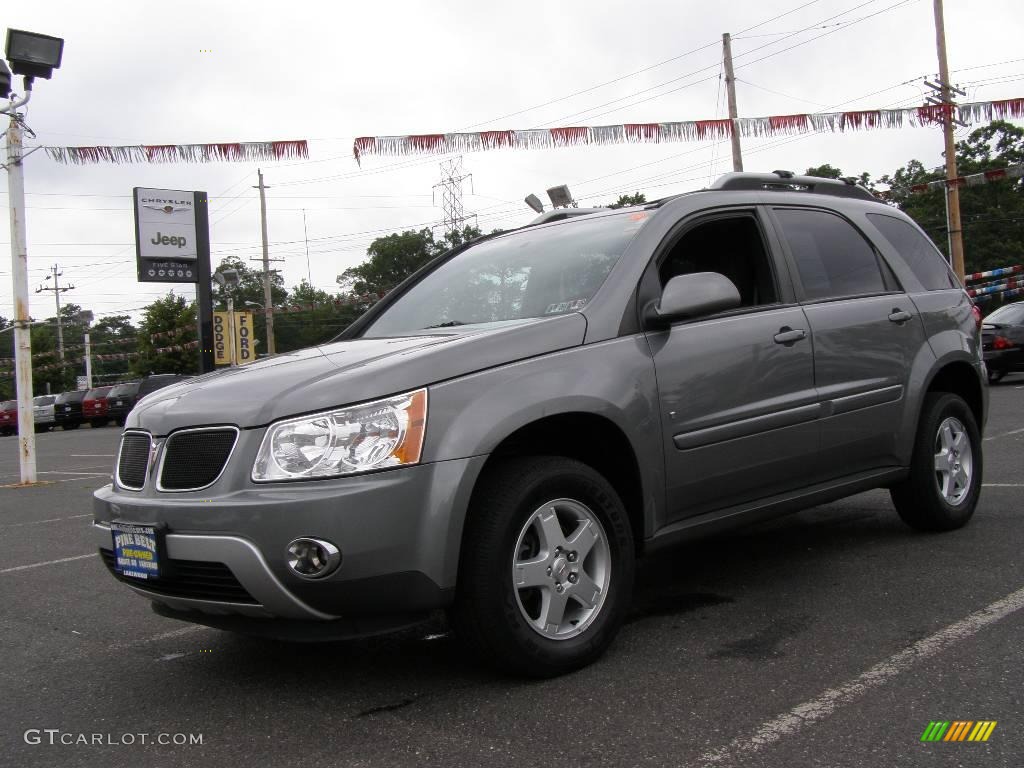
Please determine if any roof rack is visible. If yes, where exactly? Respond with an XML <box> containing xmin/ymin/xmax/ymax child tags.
<box><xmin>709</xmin><ymin>171</ymin><xmax>878</xmax><ymax>201</ymax></box>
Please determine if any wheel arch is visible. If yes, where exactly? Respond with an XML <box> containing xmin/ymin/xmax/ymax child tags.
<box><xmin>465</xmin><ymin>412</ymin><xmax>648</xmax><ymax>558</ymax></box>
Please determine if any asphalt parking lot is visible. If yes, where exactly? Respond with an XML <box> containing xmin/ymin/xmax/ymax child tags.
<box><xmin>1</xmin><ymin>380</ymin><xmax>1022</xmax><ymax>768</ymax></box>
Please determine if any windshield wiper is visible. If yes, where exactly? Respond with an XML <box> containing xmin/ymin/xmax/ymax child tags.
<box><xmin>423</xmin><ymin>320</ymin><xmax>466</xmax><ymax>329</ymax></box>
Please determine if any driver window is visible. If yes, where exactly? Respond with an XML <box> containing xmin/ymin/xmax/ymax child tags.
<box><xmin>659</xmin><ymin>215</ymin><xmax>779</xmax><ymax>307</ymax></box>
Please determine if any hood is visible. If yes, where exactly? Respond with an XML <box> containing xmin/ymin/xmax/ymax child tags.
<box><xmin>128</xmin><ymin>313</ymin><xmax>587</xmax><ymax>434</ymax></box>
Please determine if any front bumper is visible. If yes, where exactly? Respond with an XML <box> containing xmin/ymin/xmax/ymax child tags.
<box><xmin>93</xmin><ymin>453</ymin><xmax>486</xmax><ymax>624</ymax></box>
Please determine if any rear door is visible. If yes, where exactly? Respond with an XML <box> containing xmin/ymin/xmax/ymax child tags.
<box><xmin>768</xmin><ymin>206</ymin><xmax>927</xmax><ymax>476</ymax></box>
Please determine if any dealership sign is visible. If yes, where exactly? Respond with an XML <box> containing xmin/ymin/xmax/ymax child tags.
<box><xmin>133</xmin><ymin>187</ymin><xmax>201</xmax><ymax>283</ymax></box>
<box><xmin>213</xmin><ymin>311</ymin><xmax>255</xmax><ymax>365</ymax></box>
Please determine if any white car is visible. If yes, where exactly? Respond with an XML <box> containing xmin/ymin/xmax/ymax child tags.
<box><xmin>32</xmin><ymin>395</ymin><xmax>57</xmax><ymax>432</ymax></box>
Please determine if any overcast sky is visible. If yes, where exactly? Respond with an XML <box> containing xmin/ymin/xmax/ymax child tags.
<box><xmin>2</xmin><ymin>0</ymin><xmax>1022</xmax><ymax>323</ymax></box>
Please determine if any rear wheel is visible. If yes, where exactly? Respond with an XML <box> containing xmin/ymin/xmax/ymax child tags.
<box><xmin>453</xmin><ymin>457</ymin><xmax>635</xmax><ymax>677</ymax></box>
<box><xmin>891</xmin><ymin>392</ymin><xmax>982</xmax><ymax>531</ymax></box>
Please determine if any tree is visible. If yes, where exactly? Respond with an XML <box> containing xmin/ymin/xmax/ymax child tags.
<box><xmin>274</xmin><ymin>281</ymin><xmax>363</xmax><ymax>353</ymax></box>
<box><xmin>337</xmin><ymin>225</ymin><xmax>482</xmax><ymax>296</ymax></box>
<box><xmin>131</xmin><ymin>293</ymin><xmax>199</xmax><ymax>376</ymax></box>
<box><xmin>805</xmin><ymin>164</ymin><xmax>844</xmax><ymax>179</ymax></box>
<box><xmin>609</xmin><ymin>192</ymin><xmax>647</xmax><ymax>208</ymax></box>
<box><xmin>880</xmin><ymin>120</ymin><xmax>1024</xmax><ymax>274</ymax></box>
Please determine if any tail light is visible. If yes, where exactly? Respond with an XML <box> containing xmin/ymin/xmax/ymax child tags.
<box><xmin>993</xmin><ymin>335</ymin><xmax>1015</xmax><ymax>350</ymax></box>
<box><xmin>971</xmin><ymin>303</ymin><xmax>983</xmax><ymax>331</ymax></box>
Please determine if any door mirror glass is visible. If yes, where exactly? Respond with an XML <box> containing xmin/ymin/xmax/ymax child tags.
<box><xmin>648</xmin><ymin>272</ymin><xmax>741</xmax><ymax>325</ymax></box>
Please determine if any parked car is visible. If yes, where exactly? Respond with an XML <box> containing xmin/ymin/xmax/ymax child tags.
<box><xmin>0</xmin><ymin>400</ymin><xmax>17</xmax><ymax>436</ymax></box>
<box><xmin>32</xmin><ymin>395</ymin><xmax>57</xmax><ymax>432</ymax></box>
<box><xmin>981</xmin><ymin>300</ymin><xmax>1024</xmax><ymax>383</ymax></box>
<box><xmin>83</xmin><ymin>386</ymin><xmax>114</xmax><ymax>428</ymax></box>
<box><xmin>137</xmin><ymin>373</ymin><xmax>191</xmax><ymax>402</ymax></box>
<box><xmin>106</xmin><ymin>381</ymin><xmax>141</xmax><ymax>427</ymax></box>
<box><xmin>53</xmin><ymin>390</ymin><xmax>87</xmax><ymax>430</ymax></box>
<box><xmin>94</xmin><ymin>171</ymin><xmax>988</xmax><ymax>677</ymax></box>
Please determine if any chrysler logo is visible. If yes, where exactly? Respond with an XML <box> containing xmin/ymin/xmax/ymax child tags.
<box><xmin>143</xmin><ymin>204</ymin><xmax>190</xmax><ymax>214</ymax></box>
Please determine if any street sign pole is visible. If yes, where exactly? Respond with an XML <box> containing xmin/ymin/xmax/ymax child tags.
<box><xmin>194</xmin><ymin>191</ymin><xmax>214</xmax><ymax>373</ymax></box>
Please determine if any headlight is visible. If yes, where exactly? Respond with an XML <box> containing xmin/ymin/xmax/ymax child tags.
<box><xmin>252</xmin><ymin>388</ymin><xmax>427</xmax><ymax>481</ymax></box>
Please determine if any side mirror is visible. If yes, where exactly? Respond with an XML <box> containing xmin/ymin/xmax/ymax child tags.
<box><xmin>645</xmin><ymin>272</ymin><xmax>742</xmax><ymax>326</ymax></box>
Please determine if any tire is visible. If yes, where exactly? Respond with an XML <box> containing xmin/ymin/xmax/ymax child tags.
<box><xmin>987</xmin><ymin>368</ymin><xmax>1005</xmax><ymax>384</ymax></box>
<box><xmin>891</xmin><ymin>392</ymin><xmax>982</xmax><ymax>532</ymax></box>
<box><xmin>452</xmin><ymin>456</ymin><xmax>635</xmax><ymax>677</ymax></box>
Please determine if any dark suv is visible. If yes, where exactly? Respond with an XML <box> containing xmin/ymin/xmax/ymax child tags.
<box><xmin>106</xmin><ymin>382</ymin><xmax>141</xmax><ymax>427</ymax></box>
<box><xmin>54</xmin><ymin>390</ymin><xmax>87</xmax><ymax>430</ymax></box>
<box><xmin>94</xmin><ymin>172</ymin><xmax>987</xmax><ymax>676</ymax></box>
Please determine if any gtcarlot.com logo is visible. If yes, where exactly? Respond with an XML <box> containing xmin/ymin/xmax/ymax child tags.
<box><xmin>24</xmin><ymin>729</ymin><xmax>203</xmax><ymax>746</ymax></box>
<box><xmin>920</xmin><ymin>721</ymin><xmax>997</xmax><ymax>742</ymax></box>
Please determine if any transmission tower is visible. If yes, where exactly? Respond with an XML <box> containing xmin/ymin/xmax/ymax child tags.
<box><xmin>433</xmin><ymin>156</ymin><xmax>475</xmax><ymax>236</ymax></box>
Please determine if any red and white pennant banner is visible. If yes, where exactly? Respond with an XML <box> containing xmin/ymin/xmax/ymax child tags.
<box><xmin>910</xmin><ymin>164</ymin><xmax>1024</xmax><ymax>193</ymax></box>
<box><xmin>353</xmin><ymin>98</ymin><xmax>1024</xmax><ymax>163</ymax></box>
<box><xmin>44</xmin><ymin>140</ymin><xmax>308</xmax><ymax>165</ymax></box>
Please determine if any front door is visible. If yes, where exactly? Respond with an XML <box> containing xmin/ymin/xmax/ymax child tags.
<box><xmin>643</xmin><ymin>211</ymin><xmax>819</xmax><ymax>524</ymax></box>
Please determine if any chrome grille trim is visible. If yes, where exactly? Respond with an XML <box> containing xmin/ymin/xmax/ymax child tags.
<box><xmin>115</xmin><ymin>430</ymin><xmax>152</xmax><ymax>491</ymax></box>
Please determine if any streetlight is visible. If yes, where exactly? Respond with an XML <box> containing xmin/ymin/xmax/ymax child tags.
<box><xmin>2</xmin><ymin>27</ymin><xmax>64</xmax><ymax>484</ymax></box>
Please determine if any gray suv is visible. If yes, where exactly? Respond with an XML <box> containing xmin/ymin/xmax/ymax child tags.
<box><xmin>94</xmin><ymin>172</ymin><xmax>987</xmax><ymax>676</ymax></box>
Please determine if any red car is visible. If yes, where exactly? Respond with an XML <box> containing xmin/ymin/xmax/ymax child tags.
<box><xmin>82</xmin><ymin>386</ymin><xmax>114</xmax><ymax>428</ymax></box>
<box><xmin>0</xmin><ymin>400</ymin><xmax>17</xmax><ymax>436</ymax></box>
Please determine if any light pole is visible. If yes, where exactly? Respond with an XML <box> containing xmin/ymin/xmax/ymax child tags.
<box><xmin>2</xmin><ymin>28</ymin><xmax>64</xmax><ymax>484</ymax></box>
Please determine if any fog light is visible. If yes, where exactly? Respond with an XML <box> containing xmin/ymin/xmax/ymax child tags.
<box><xmin>286</xmin><ymin>538</ymin><xmax>341</xmax><ymax>579</ymax></box>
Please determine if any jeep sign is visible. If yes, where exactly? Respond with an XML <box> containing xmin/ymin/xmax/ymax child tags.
<box><xmin>133</xmin><ymin>187</ymin><xmax>198</xmax><ymax>261</ymax></box>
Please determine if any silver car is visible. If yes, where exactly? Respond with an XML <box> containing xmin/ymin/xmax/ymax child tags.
<box><xmin>32</xmin><ymin>395</ymin><xmax>57</xmax><ymax>432</ymax></box>
<box><xmin>94</xmin><ymin>171</ymin><xmax>987</xmax><ymax>676</ymax></box>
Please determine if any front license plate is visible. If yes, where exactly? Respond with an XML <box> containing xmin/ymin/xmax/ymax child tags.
<box><xmin>111</xmin><ymin>522</ymin><xmax>162</xmax><ymax>580</ymax></box>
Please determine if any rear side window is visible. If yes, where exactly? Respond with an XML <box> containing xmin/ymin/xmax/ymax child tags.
<box><xmin>867</xmin><ymin>213</ymin><xmax>958</xmax><ymax>290</ymax></box>
<box><xmin>774</xmin><ymin>208</ymin><xmax>887</xmax><ymax>301</ymax></box>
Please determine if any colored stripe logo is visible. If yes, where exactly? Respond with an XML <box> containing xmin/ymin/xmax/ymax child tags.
<box><xmin>921</xmin><ymin>721</ymin><xmax>997</xmax><ymax>742</ymax></box>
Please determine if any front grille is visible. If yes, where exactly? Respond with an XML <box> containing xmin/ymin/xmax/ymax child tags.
<box><xmin>100</xmin><ymin>549</ymin><xmax>257</xmax><ymax>604</ymax></box>
<box><xmin>117</xmin><ymin>432</ymin><xmax>151</xmax><ymax>490</ymax></box>
<box><xmin>159</xmin><ymin>427</ymin><xmax>238</xmax><ymax>491</ymax></box>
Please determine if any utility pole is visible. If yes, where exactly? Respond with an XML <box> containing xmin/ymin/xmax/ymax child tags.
<box><xmin>932</xmin><ymin>0</ymin><xmax>966</xmax><ymax>281</ymax></box>
<box><xmin>255</xmin><ymin>169</ymin><xmax>275</xmax><ymax>355</ymax></box>
<box><xmin>4</xmin><ymin>87</ymin><xmax>38</xmax><ymax>483</ymax></box>
<box><xmin>722</xmin><ymin>32</ymin><xmax>743</xmax><ymax>172</ymax></box>
<box><xmin>302</xmin><ymin>208</ymin><xmax>312</xmax><ymax>287</ymax></box>
<box><xmin>433</xmin><ymin>157</ymin><xmax>474</xmax><ymax>236</ymax></box>
<box><xmin>36</xmin><ymin>263</ymin><xmax>74</xmax><ymax>362</ymax></box>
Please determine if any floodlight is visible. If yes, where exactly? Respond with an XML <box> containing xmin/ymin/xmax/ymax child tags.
<box><xmin>5</xmin><ymin>29</ymin><xmax>64</xmax><ymax>80</ymax></box>
<box><xmin>546</xmin><ymin>185</ymin><xmax>574</xmax><ymax>209</ymax></box>
<box><xmin>214</xmin><ymin>269</ymin><xmax>240</xmax><ymax>288</ymax></box>
<box><xmin>0</xmin><ymin>60</ymin><xmax>11</xmax><ymax>99</ymax></box>
<box><xmin>524</xmin><ymin>194</ymin><xmax>544</xmax><ymax>214</ymax></box>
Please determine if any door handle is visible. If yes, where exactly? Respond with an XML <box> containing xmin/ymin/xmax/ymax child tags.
<box><xmin>888</xmin><ymin>309</ymin><xmax>912</xmax><ymax>323</ymax></box>
<box><xmin>773</xmin><ymin>327</ymin><xmax>807</xmax><ymax>344</ymax></box>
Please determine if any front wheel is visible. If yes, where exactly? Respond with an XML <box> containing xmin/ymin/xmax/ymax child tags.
<box><xmin>453</xmin><ymin>457</ymin><xmax>635</xmax><ymax>677</ymax></box>
<box><xmin>891</xmin><ymin>392</ymin><xmax>982</xmax><ymax>531</ymax></box>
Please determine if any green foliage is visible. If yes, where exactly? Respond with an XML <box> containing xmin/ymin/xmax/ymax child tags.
<box><xmin>805</xmin><ymin>164</ymin><xmax>844</xmax><ymax>179</ymax></box>
<box><xmin>608</xmin><ymin>192</ymin><xmax>647</xmax><ymax>209</ymax></box>
<box><xmin>131</xmin><ymin>294</ymin><xmax>198</xmax><ymax>376</ymax></box>
<box><xmin>273</xmin><ymin>281</ymin><xmax>364</xmax><ymax>352</ymax></box>
<box><xmin>880</xmin><ymin>120</ymin><xmax>1024</xmax><ymax>273</ymax></box>
<box><xmin>336</xmin><ymin>225</ymin><xmax>482</xmax><ymax>296</ymax></box>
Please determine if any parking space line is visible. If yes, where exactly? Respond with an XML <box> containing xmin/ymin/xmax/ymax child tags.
<box><xmin>983</xmin><ymin>483</ymin><xmax>1024</xmax><ymax>487</ymax></box>
<box><xmin>699</xmin><ymin>584</ymin><xmax>1024</xmax><ymax>765</ymax></box>
<box><xmin>70</xmin><ymin>454</ymin><xmax>114</xmax><ymax>457</ymax></box>
<box><xmin>0</xmin><ymin>554</ymin><xmax>96</xmax><ymax>575</ymax></box>
<box><xmin>984</xmin><ymin>427</ymin><xmax>1024</xmax><ymax>441</ymax></box>
<box><xmin>0</xmin><ymin>514</ymin><xmax>91</xmax><ymax>529</ymax></box>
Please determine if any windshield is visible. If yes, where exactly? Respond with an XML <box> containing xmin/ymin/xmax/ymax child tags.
<box><xmin>33</xmin><ymin>396</ymin><xmax>55</xmax><ymax>406</ymax></box>
<box><xmin>985</xmin><ymin>301</ymin><xmax>1024</xmax><ymax>325</ymax></box>
<box><xmin>361</xmin><ymin>212</ymin><xmax>649</xmax><ymax>337</ymax></box>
